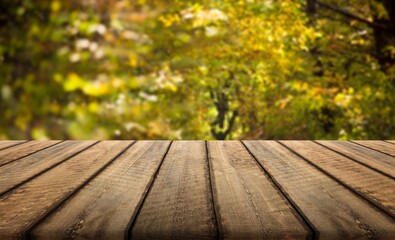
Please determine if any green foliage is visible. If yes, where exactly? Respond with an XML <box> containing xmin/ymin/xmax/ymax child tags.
<box><xmin>0</xmin><ymin>0</ymin><xmax>394</xmax><ymax>139</ymax></box>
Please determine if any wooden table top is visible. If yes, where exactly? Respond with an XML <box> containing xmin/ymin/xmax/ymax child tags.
<box><xmin>0</xmin><ymin>140</ymin><xmax>394</xmax><ymax>239</ymax></box>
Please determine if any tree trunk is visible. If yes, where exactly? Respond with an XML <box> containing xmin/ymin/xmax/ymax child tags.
<box><xmin>372</xmin><ymin>0</ymin><xmax>395</xmax><ymax>72</ymax></box>
<box><xmin>306</xmin><ymin>0</ymin><xmax>316</xmax><ymax>15</ymax></box>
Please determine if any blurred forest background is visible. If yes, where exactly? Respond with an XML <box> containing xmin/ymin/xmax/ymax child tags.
<box><xmin>0</xmin><ymin>0</ymin><xmax>394</xmax><ymax>140</ymax></box>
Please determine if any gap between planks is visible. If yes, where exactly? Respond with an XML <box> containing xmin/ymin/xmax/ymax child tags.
<box><xmin>351</xmin><ymin>140</ymin><xmax>395</xmax><ymax>158</ymax></box>
<box><xmin>0</xmin><ymin>140</ymin><xmax>28</xmax><ymax>151</ymax></box>
<box><xmin>25</xmin><ymin>141</ymin><xmax>137</xmax><ymax>239</ymax></box>
<box><xmin>0</xmin><ymin>141</ymin><xmax>100</xmax><ymax>197</ymax></box>
<box><xmin>240</xmin><ymin>141</ymin><xmax>317</xmax><ymax>239</ymax></box>
<box><xmin>279</xmin><ymin>141</ymin><xmax>395</xmax><ymax>220</ymax></box>
<box><xmin>0</xmin><ymin>140</ymin><xmax>393</xmax><ymax>239</ymax></box>
<box><xmin>0</xmin><ymin>140</ymin><xmax>64</xmax><ymax>167</ymax></box>
<box><xmin>314</xmin><ymin>140</ymin><xmax>395</xmax><ymax>180</ymax></box>
<box><xmin>0</xmin><ymin>141</ymin><xmax>135</xmax><ymax>238</ymax></box>
<box><xmin>125</xmin><ymin>141</ymin><xmax>174</xmax><ymax>239</ymax></box>
<box><xmin>245</xmin><ymin>141</ymin><xmax>395</xmax><ymax>239</ymax></box>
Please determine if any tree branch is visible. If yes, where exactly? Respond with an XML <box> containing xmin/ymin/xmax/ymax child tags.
<box><xmin>317</xmin><ymin>12</ymin><xmax>367</xmax><ymax>31</ymax></box>
<box><xmin>315</xmin><ymin>1</ymin><xmax>389</xmax><ymax>31</ymax></box>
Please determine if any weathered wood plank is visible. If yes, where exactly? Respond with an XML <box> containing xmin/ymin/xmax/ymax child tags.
<box><xmin>0</xmin><ymin>140</ymin><xmax>61</xmax><ymax>166</ymax></box>
<box><xmin>281</xmin><ymin>140</ymin><xmax>395</xmax><ymax>218</ymax></box>
<box><xmin>131</xmin><ymin>141</ymin><xmax>217</xmax><ymax>239</ymax></box>
<box><xmin>352</xmin><ymin>140</ymin><xmax>395</xmax><ymax>157</ymax></box>
<box><xmin>0</xmin><ymin>140</ymin><xmax>27</xmax><ymax>150</ymax></box>
<box><xmin>0</xmin><ymin>140</ymin><xmax>97</xmax><ymax>195</ymax></box>
<box><xmin>32</xmin><ymin>141</ymin><xmax>170</xmax><ymax>240</ymax></box>
<box><xmin>209</xmin><ymin>141</ymin><xmax>310</xmax><ymax>239</ymax></box>
<box><xmin>244</xmin><ymin>141</ymin><xmax>395</xmax><ymax>239</ymax></box>
<box><xmin>0</xmin><ymin>141</ymin><xmax>133</xmax><ymax>238</ymax></box>
<box><xmin>316</xmin><ymin>140</ymin><xmax>395</xmax><ymax>179</ymax></box>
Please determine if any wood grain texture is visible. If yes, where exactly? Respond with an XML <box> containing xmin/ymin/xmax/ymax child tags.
<box><xmin>0</xmin><ymin>140</ymin><xmax>27</xmax><ymax>150</ymax></box>
<box><xmin>32</xmin><ymin>141</ymin><xmax>170</xmax><ymax>240</ymax></box>
<box><xmin>0</xmin><ymin>141</ymin><xmax>132</xmax><ymax>238</ymax></box>
<box><xmin>352</xmin><ymin>140</ymin><xmax>395</xmax><ymax>157</ymax></box>
<box><xmin>244</xmin><ymin>141</ymin><xmax>395</xmax><ymax>239</ymax></box>
<box><xmin>316</xmin><ymin>140</ymin><xmax>395</xmax><ymax>178</ymax></box>
<box><xmin>0</xmin><ymin>140</ymin><xmax>61</xmax><ymax>166</ymax></box>
<box><xmin>0</xmin><ymin>140</ymin><xmax>394</xmax><ymax>239</ymax></box>
<box><xmin>209</xmin><ymin>141</ymin><xmax>310</xmax><ymax>239</ymax></box>
<box><xmin>0</xmin><ymin>141</ymin><xmax>97</xmax><ymax>195</ymax></box>
<box><xmin>282</xmin><ymin>140</ymin><xmax>395</xmax><ymax>217</ymax></box>
<box><xmin>131</xmin><ymin>141</ymin><xmax>217</xmax><ymax>239</ymax></box>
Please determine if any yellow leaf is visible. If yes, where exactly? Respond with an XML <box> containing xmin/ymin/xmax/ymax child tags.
<box><xmin>129</xmin><ymin>54</ymin><xmax>138</xmax><ymax>68</ymax></box>
<box><xmin>51</xmin><ymin>1</ymin><xmax>61</xmax><ymax>12</ymax></box>
<box><xmin>88</xmin><ymin>102</ymin><xmax>99</xmax><ymax>113</ymax></box>
<box><xmin>82</xmin><ymin>82</ymin><xmax>109</xmax><ymax>96</ymax></box>
<box><xmin>64</xmin><ymin>73</ymin><xmax>84</xmax><ymax>92</ymax></box>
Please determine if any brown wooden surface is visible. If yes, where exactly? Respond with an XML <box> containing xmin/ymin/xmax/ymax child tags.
<box><xmin>131</xmin><ymin>141</ymin><xmax>217</xmax><ymax>239</ymax></box>
<box><xmin>0</xmin><ymin>141</ymin><xmax>97</xmax><ymax>196</ymax></box>
<box><xmin>33</xmin><ymin>141</ymin><xmax>169</xmax><ymax>239</ymax></box>
<box><xmin>282</xmin><ymin>141</ymin><xmax>395</xmax><ymax>218</ymax></box>
<box><xmin>316</xmin><ymin>140</ymin><xmax>395</xmax><ymax>179</ymax></box>
<box><xmin>0</xmin><ymin>141</ymin><xmax>131</xmax><ymax>238</ymax></box>
<box><xmin>0</xmin><ymin>140</ymin><xmax>27</xmax><ymax>150</ymax></box>
<box><xmin>0</xmin><ymin>140</ymin><xmax>394</xmax><ymax>239</ymax></box>
<box><xmin>245</xmin><ymin>141</ymin><xmax>395</xmax><ymax>239</ymax></box>
<box><xmin>352</xmin><ymin>140</ymin><xmax>395</xmax><ymax>157</ymax></box>
<box><xmin>208</xmin><ymin>141</ymin><xmax>309</xmax><ymax>239</ymax></box>
<box><xmin>0</xmin><ymin>140</ymin><xmax>61</xmax><ymax>166</ymax></box>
